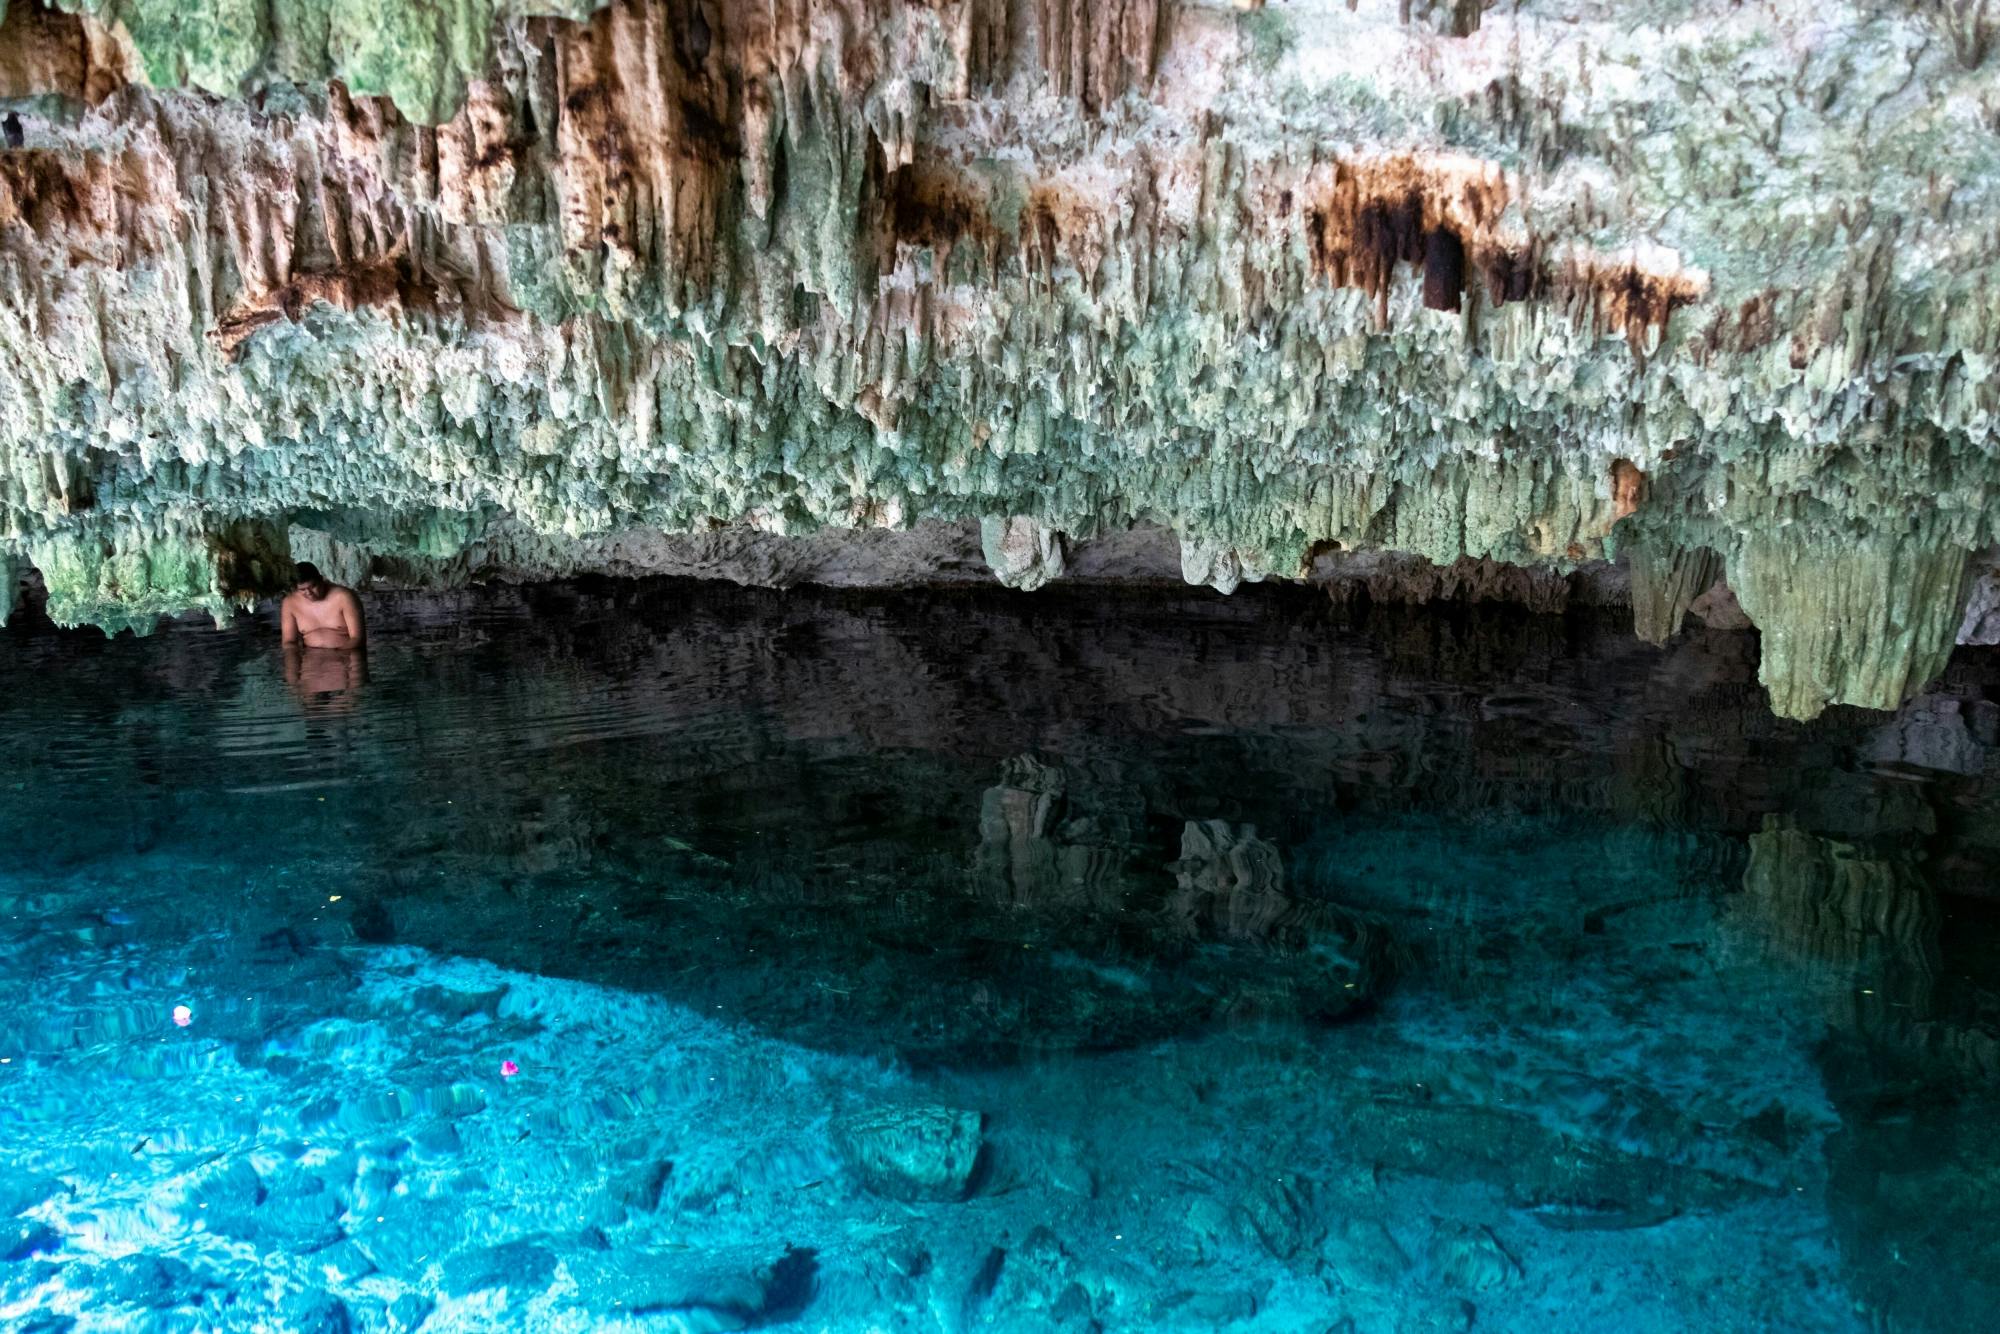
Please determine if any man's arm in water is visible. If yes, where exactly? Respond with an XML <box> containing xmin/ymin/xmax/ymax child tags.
<box><xmin>339</xmin><ymin>589</ymin><xmax>367</xmax><ymax>648</ymax></box>
<box><xmin>280</xmin><ymin>595</ymin><xmax>299</xmax><ymax>645</ymax></box>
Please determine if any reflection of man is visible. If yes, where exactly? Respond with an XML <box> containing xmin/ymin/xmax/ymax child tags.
<box><xmin>280</xmin><ymin>562</ymin><xmax>366</xmax><ymax>650</ymax></box>
<box><xmin>283</xmin><ymin>640</ymin><xmax>368</xmax><ymax>704</ymax></box>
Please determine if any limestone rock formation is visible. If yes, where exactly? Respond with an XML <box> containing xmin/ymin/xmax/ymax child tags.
<box><xmin>831</xmin><ymin>1104</ymin><xmax>984</xmax><ymax>1202</ymax></box>
<box><xmin>2</xmin><ymin>0</ymin><xmax>1999</xmax><ymax>717</ymax></box>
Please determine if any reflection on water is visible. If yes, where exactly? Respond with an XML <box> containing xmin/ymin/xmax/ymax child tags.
<box><xmin>283</xmin><ymin>643</ymin><xmax>371</xmax><ymax>712</ymax></box>
<box><xmin>0</xmin><ymin>580</ymin><xmax>1996</xmax><ymax>1332</ymax></box>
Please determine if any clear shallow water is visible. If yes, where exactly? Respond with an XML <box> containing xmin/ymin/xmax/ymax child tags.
<box><xmin>1</xmin><ymin>580</ymin><xmax>1997</xmax><ymax>1332</ymax></box>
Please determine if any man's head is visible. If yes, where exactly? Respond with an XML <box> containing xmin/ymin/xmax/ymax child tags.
<box><xmin>293</xmin><ymin>562</ymin><xmax>331</xmax><ymax>600</ymax></box>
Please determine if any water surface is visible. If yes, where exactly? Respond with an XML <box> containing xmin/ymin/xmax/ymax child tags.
<box><xmin>1</xmin><ymin>581</ymin><xmax>1996</xmax><ymax>1331</ymax></box>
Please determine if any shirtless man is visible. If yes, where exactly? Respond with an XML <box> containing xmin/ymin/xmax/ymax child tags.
<box><xmin>280</xmin><ymin>562</ymin><xmax>366</xmax><ymax>650</ymax></box>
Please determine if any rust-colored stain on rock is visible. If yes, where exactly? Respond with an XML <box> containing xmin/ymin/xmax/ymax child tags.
<box><xmin>211</xmin><ymin>264</ymin><xmax>446</xmax><ymax>358</ymax></box>
<box><xmin>1611</xmin><ymin>458</ymin><xmax>1646</xmax><ymax>520</ymax></box>
<box><xmin>1307</xmin><ymin>156</ymin><xmax>1523</xmax><ymax>322</ymax></box>
<box><xmin>879</xmin><ymin>160</ymin><xmax>996</xmax><ymax>260</ymax></box>
<box><xmin>1306</xmin><ymin>154</ymin><xmax>1700</xmax><ymax>344</ymax></box>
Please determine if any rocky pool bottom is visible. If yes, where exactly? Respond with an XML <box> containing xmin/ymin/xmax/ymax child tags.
<box><xmin>0</xmin><ymin>580</ymin><xmax>1997</xmax><ymax>1332</ymax></box>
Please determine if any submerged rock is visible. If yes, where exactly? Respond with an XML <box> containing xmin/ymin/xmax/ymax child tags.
<box><xmin>164</xmin><ymin>1156</ymin><xmax>264</xmax><ymax>1229</ymax></box>
<box><xmin>0</xmin><ymin>1173</ymin><xmax>63</xmax><ymax>1220</ymax></box>
<box><xmin>309</xmin><ymin>1239</ymin><xmax>378</xmax><ymax>1286</ymax></box>
<box><xmin>3</xmin><ymin>1221</ymin><xmax>59</xmax><ymax>1262</ymax></box>
<box><xmin>954</xmin><ymin>1228</ymin><xmax>1101</xmax><ymax>1332</ymax></box>
<box><xmin>211</xmin><ymin>1167</ymin><xmax>342</xmax><ymax>1255</ymax></box>
<box><xmin>1036</xmin><ymin>1137</ymin><xmax>1098</xmax><ymax>1200</ymax></box>
<box><xmin>1158</xmin><ymin>1287</ymin><xmax>1261</xmax><ymax>1328</ymax></box>
<box><xmin>98</xmin><ymin>1254</ymin><xmax>210</xmax><ymax>1309</ymax></box>
<box><xmin>385</xmin><ymin>1293</ymin><xmax>434</xmax><ymax>1333</ymax></box>
<box><xmin>1334</xmin><ymin>1096</ymin><xmax>1770</xmax><ymax>1221</ymax></box>
<box><xmin>606</xmin><ymin>1159</ymin><xmax>674</xmax><ymax>1215</ymax></box>
<box><xmin>570</xmin><ymin>1244</ymin><xmax>818</xmax><ymax>1326</ymax></box>
<box><xmin>833</xmin><ymin>1105</ymin><xmax>984</xmax><ymax>1203</ymax></box>
<box><xmin>438</xmin><ymin>1238</ymin><xmax>559</xmax><ymax>1297</ymax></box>
<box><xmin>1321</xmin><ymin>1217</ymin><xmax>1412</xmax><ymax>1293</ymax></box>
<box><xmin>281</xmin><ymin>1289</ymin><xmax>353</xmax><ymax>1334</ymax></box>
<box><xmin>1427</xmin><ymin>1224</ymin><xmax>1522</xmax><ymax>1292</ymax></box>
<box><xmin>1231</xmin><ymin>1174</ymin><xmax>1322</xmax><ymax>1263</ymax></box>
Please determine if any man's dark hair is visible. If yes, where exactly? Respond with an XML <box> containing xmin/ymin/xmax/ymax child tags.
<box><xmin>293</xmin><ymin>562</ymin><xmax>330</xmax><ymax>596</ymax></box>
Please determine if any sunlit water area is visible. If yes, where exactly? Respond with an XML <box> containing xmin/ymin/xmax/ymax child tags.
<box><xmin>1</xmin><ymin>579</ymin><xmax>1996</xmax><ymax>1333</ymax></box>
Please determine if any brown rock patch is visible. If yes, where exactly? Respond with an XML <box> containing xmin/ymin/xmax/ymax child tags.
<box><xmin>1306</xmin><ymin>153</ymin><xmax>1701</xmax><ymax>346</ymax></box>
<box><xmin>0</xmin><ymin>0</ymin><xmax>133</xmax><ymax>105</ymax></box>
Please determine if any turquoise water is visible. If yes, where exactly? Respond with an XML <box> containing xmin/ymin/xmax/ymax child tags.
<box><xmin>1</xmin><ymin>581</ymin><xmax>1996</xmax><ymax>1332</ymax></box>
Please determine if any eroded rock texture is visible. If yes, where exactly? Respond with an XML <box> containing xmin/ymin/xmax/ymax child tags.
<box><xmin>1</xmin><ymin>0</ymin><xmax>1998</xmax><ymax>715</ymax></box>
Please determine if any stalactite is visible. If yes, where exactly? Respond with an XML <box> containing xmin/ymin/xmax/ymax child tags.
<box><xmin>1628</xmin><ymin>543</ymin><xmax>1722</xmax><ymax>646</ymax></box>
<box><xmin>0</xmin><ymin>0</ymin><xmax>1994</xmax><ymax>720</ymax></box>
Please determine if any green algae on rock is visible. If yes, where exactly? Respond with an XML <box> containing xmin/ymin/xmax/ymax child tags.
<box><xmin>1</xmin><ymin>0</ymin><xmax>1998</xmax><ymax>717</ymax></box>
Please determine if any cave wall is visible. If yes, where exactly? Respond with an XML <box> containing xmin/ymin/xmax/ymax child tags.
<box><xmin>1</xmin><ymin>0</ymin><xmax>1998</xmax><ymax>717</ymax></box>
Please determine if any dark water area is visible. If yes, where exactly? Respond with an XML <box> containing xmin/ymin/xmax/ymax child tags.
<box><xmin>1</xmin><ymin>579</ymin><xmax>1996</xmax><ymax>1332</ymax></box>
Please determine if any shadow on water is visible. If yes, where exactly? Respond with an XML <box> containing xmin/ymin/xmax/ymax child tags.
<box><xmin>1</xmin><ymin>577</ymin><xmax>1997</xmax><ymax>1328</ymax></box>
